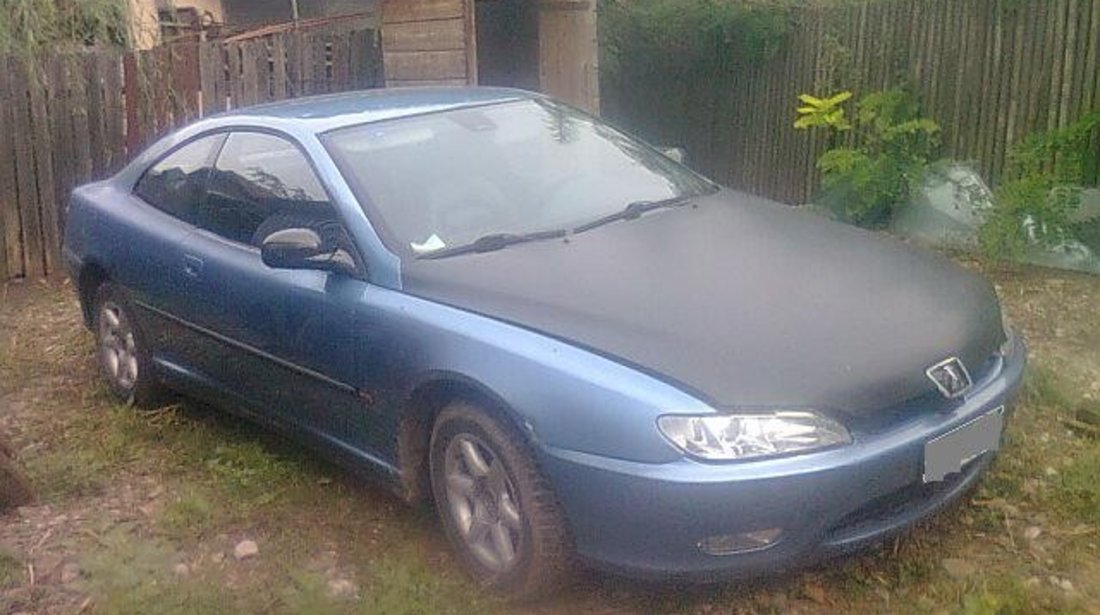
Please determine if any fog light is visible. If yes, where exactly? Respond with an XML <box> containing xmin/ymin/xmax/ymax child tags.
<box><xmin>698</xmin><ymin>528</ymin><xmax>783</xmax><ymax>555</ymax></box>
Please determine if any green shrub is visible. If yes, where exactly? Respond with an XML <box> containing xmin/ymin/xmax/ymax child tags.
<box><xmin>599</xmin><ymin>0</ymin><xmax>794</xmax><ymax>80</ymax></box>
<box><xmin>979</xmin><ymin>112</ymin><xmax>1100</xmax><ymax>259</ymax></box>
<box><xmin>796</xmin><ymin>88</ymin><xmax>941</xmax><ymax>226</ymax></box>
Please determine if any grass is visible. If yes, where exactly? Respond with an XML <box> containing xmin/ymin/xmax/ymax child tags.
<box><xmin>160</xmin><ymin>490</ymin><xmax>217</xmax><ymax>538</ymax></box>
<box><xmin>25</xmin><ymin>448</ymin><xmax>107</xmax><ymax>500</ymax></box>
<box><xmin>1016</xmin><ymin>368</ymin><xmax>1100</xmax><ymax>527</ymax></box>
<box><xmin>51</xmin><ymin>399</ymin><xmax>498</xmax><ymax>615</ymax></box>
<box><xmin>202</xmin><ymin>440</ymin><xmax>305</xmax><ymax>507</ymax></box>
<box><xmin>80</xmin><ymin>529</ymin><xmax>239</xmax><ymax>615</ymax></box>
<box><xmin>75</xmin><ymin>525</ymin><xmax>491</xmax><ymax>615</ymax></box>
<box><xmin>953</xmin><ymin>577</ymin><xmax>1051</xmax><ymax>615</ymax></box>
<box><xmin>364</xmin><ymin>553</ymin><xmax>488</xmax><ymax>615</ymax></box>
<box><xmin>1057</xmin><ymin>447</ymin><xmax>1100</xmax><ymax>526</ymax></box>
<box><xmin>988</xmin><ymin>365</ymin><xmax>1100</xmax><ymax>527</ymax></box>
<box><xmin>0</xmin><ymin>547</ymin><xmax>21</xmax><ymax>589</ymax></box>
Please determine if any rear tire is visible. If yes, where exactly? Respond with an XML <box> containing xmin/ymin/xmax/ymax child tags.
<box><xmin>92</xmin><ymin>283</ymin><xmax>159</xmax><ymax>407</ymax></box>
<box><xmin>429</xmin><ymin>401</ymin><xmax>573</xmax><ymax>598</ymax></box>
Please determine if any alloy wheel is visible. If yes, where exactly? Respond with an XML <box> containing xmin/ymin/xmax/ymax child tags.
<box><xmin>97</xmin><ymin>301</ymin><xmax>139</xmax><ymax>392</ymax></box>
<box><xmin>443</xmin><ymin>433</ymin><xmax>524</xmax><ymax>573</ymax></box>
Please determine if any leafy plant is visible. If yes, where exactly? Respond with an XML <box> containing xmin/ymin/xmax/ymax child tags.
<box><xmin>979</xmin><ymin>111</ymin><xmax>1100</xmax><ymax>259</ymax></box>
<box><xmin>794</xmin><ymin>91</ymin><xmax>852</xmax><ymax>130</ymax></box>
<box><xmin>796</xmin><ymin>88</ymin><xmax>941</xmax><ymax>227</ymax></box>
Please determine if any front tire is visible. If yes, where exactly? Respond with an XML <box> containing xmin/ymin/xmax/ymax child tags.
<box><xmin>429</xmin><ymin>401</ymin><xmax>573</xmax><ymax>598</ymax></box>
<box><xmin>92</xmin><ymin>283</ymin><xmax>159</xmax><ymax>406</ymax></box>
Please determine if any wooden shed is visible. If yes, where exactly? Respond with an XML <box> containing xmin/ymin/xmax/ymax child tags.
<box><xmin>132</xmin><ymin>0</ymin><xmax>599</xmax><ymax>113</ymax></box>
<box><xmin>381</xmin><ymin>0</ymin><xmax>599</xmax><ymax>113</ymax></box>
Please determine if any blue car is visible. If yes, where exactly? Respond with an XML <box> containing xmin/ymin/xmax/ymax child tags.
<box><xmin>62</xmin><ymin>88</ymin><xmax>1026</xmax><ymax>596</ymax></box>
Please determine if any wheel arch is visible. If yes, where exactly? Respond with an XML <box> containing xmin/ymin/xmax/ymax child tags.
<box><xmin>397</xmin><ymin>371</ymin><xmax>534</xmax><ymax>505</ymax></box>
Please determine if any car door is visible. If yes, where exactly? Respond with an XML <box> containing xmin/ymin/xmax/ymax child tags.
<box><xmin>127</xmin><ymin>133</ymin><xmax>228</xmax><ymax>369</ymax></box>
<box><xmin>178</xmin><ymin>131</ymin><xmax>375</xmax><ymax>451</ymax></box>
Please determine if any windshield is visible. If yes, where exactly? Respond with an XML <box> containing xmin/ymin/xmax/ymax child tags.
<box><xmin>322</xmin><ymin>99</ymin><xmax>716</xmax><ymax>256</ymax></box>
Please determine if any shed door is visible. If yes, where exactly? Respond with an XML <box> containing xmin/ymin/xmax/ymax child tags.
<box><xmin>475</xmin><ymin>0</ymin><xmax>540</xmax><ymax>90</ymax></box>
<box><xmin>537</xmin><ymin>0</ymin><xmax>599</xmax><ymax>114</ymax></box>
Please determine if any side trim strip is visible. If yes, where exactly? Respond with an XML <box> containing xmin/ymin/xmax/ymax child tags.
<box><xmin>134</xmin><ymin>300</ymin><xmax>359</xmax><ymax>395</ymax></box>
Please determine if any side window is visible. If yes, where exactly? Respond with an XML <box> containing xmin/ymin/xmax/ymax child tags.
<box><xmin>133</xmin><ymin>134</ymin><xmax>225</xmax><ymax>223</ymax></box>
<box><xmin>201</xmin><ymin>132</ymin><xmax>336</xmax><ymax>247</ymax></box>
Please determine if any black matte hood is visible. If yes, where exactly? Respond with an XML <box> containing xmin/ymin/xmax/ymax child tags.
<box><xmin>401</xmin><ymin>190</ymin><xmax>1005</xmax><ymax>415</ymax></box>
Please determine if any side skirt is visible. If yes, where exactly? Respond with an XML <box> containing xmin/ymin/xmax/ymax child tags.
<box><xmin>153</xmin><ymin>357</ymin><xmax>406</xmax><ymax>496</ymax></box>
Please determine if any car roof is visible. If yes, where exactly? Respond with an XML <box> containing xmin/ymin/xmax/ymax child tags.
<box><xmin>204</xmin><ymin>86</ymin><xmax>536</xmax><ymax>134</ymax></box>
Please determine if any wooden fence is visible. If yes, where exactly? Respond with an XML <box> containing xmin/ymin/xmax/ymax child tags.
<box><xmin>604</xmin><ymin>0</ymin><xmax>1100</xmax><ymax>206</ymax></box>
<box><xmin>0</xmin><ymin>25</ymin><xmax>382</xmax><ymax>280</ymax></box>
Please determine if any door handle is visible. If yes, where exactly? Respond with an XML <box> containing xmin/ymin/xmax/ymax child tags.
<box><xmin>183</xmin><ymin>254</ymin><xmax>204</xmax><ymax>278</ymax></box>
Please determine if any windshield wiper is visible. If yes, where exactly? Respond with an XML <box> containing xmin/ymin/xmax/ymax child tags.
<box><xmin>572</xmin><ymin>196</ymin><xmax>693</xmax><ymax>234</ymax></box>
<box><xmin>418</xmin><ymin>228</ymin><xmax>568</xmax><ymax>260</ymax></box>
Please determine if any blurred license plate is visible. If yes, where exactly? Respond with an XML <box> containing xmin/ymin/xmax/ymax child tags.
<box><xmin>924</xmin><ymin>406</ymin><xmax>1004</xmax><ymax>483</ymax></box>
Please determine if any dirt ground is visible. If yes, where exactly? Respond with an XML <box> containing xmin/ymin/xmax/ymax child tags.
<box><xmin>1</xmin><ymin>260</ymin><xmax>1099</xmax><ymax>614</ymax></box>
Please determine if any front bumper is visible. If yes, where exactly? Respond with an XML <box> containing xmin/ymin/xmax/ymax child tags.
<box><xmin>539</xmin><ymin>337</ymin><xmax>1027</xmax><ymax>580</ymax></box>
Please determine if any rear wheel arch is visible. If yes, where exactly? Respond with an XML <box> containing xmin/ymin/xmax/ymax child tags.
<box><xmin>397</xmin><ymin>374</ymin><xmax>535</xmax><ymax>505</ymax></box>
<box><xmin>77</xmin><ymin>262</ymin><xmax>110</xmax><ymax>328</ymax></box>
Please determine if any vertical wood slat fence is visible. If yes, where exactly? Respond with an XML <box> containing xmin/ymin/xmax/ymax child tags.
<box><xmin>0</xmin><ymin>26</ymin><xmax>382</xmax><ymax>281</ymax></box>
<box><xmin>604</xmin><ymin>0</ymin><xmax>1100</xmax><ymax>206</ymax></box>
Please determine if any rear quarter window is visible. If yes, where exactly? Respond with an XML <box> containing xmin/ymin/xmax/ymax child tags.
<box><xmin>133</xmin><ymin>134</ymin><xmax>226</xmax><ymax>224</ymax></box>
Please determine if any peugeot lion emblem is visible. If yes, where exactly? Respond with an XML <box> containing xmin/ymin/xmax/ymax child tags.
<box><xmin>926</xmin><ymin>357</ymin><xmax>972</xmax><ymax>399</ymax></box>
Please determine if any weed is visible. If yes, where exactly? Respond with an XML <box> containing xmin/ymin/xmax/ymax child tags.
<box><xmin>203</xmin><ymin>440</ymin><xmax>302</xmax><ymax>507</ymax></box>
<box><xmin>160</xmin><ymin>490</ymin><xmax>217</xmax><ymax>538</ymax></box>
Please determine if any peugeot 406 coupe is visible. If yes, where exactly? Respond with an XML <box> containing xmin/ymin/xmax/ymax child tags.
<box><xmin>62</xmin><ymin>88</ymin><xmax>1026</xmax><ymax>596</ymax></box>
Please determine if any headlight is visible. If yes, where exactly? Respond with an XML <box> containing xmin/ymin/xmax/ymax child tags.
<box><xmin>657</xmin><ymin>411</ymin><xmax>851</xmax><ymax>461</ymax></box>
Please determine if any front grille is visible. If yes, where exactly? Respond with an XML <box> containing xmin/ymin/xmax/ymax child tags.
<box><xmin>825</xmin><ymin>455</ymin><xmax>984</xmax><ymax>543</ymax></box>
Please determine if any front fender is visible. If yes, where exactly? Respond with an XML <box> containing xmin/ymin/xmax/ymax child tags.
<box><xmin>363</xmin><ymin>287</ymin><xmax>710</xmax><ymax>464</ymax></box>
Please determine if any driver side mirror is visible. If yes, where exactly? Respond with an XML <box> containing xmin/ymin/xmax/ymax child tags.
<box><xmin>260</xmin><ymin>227</ymin><xmax>358</xmax><ymax>277</ymax></box>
